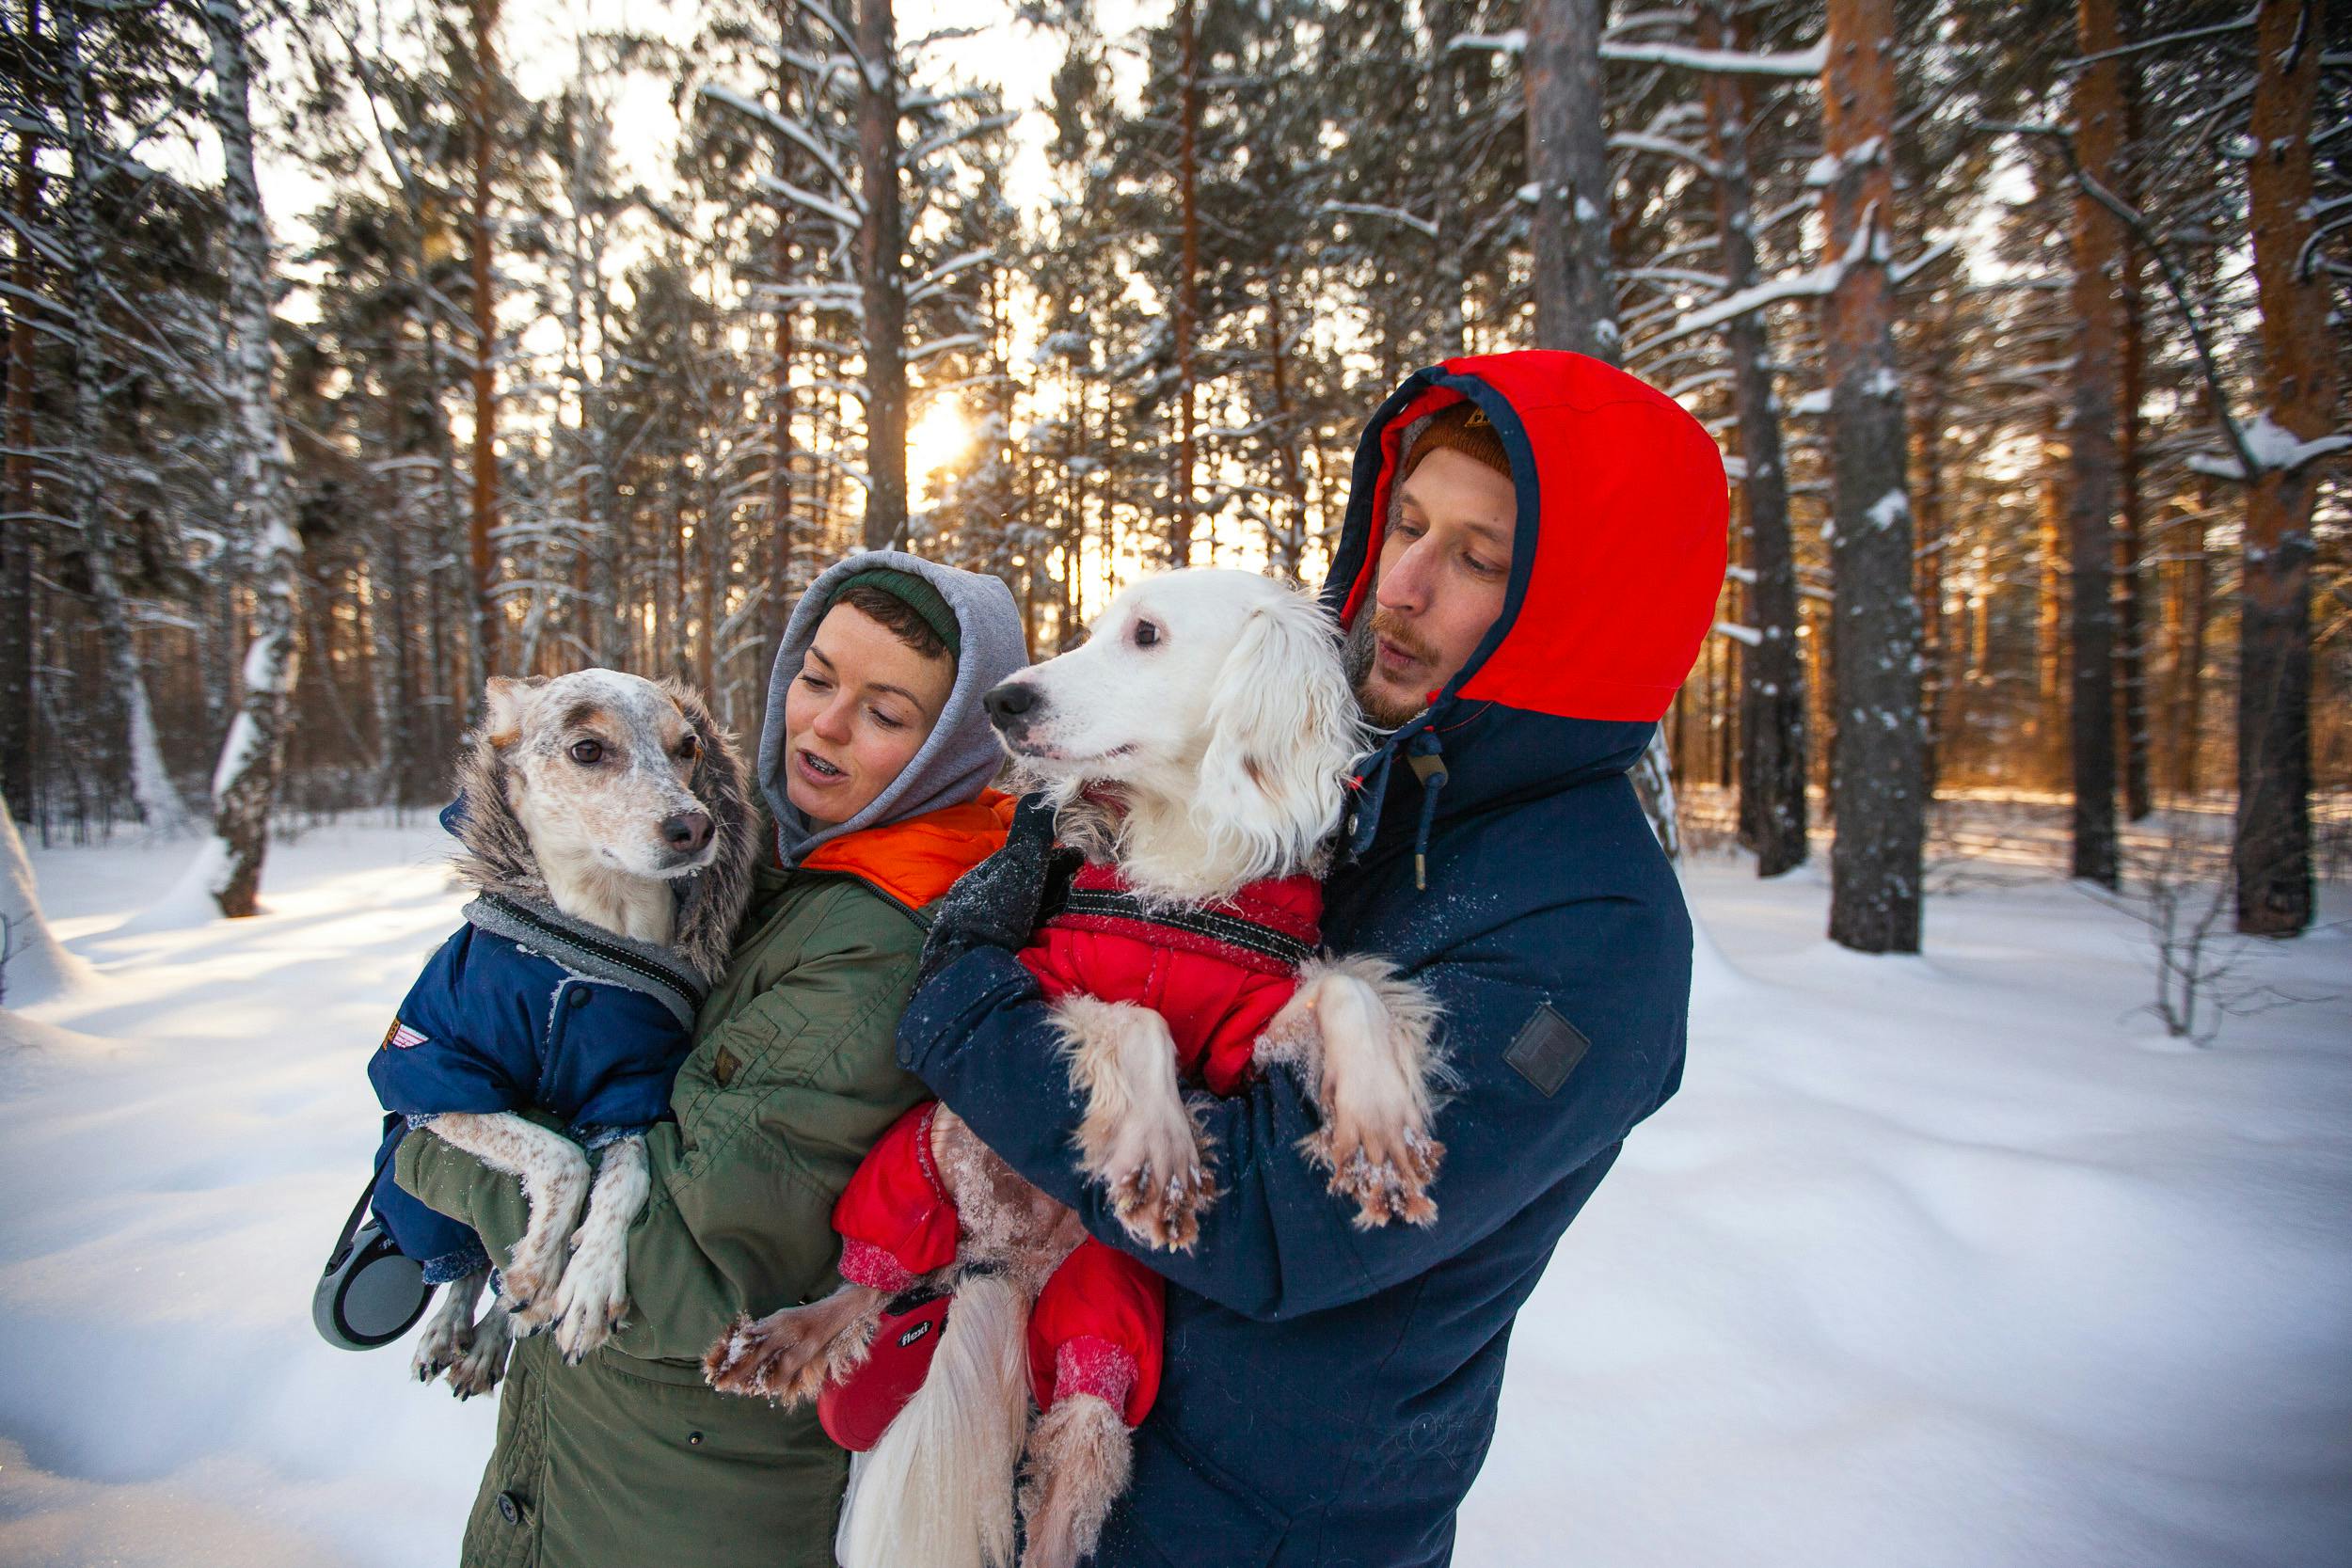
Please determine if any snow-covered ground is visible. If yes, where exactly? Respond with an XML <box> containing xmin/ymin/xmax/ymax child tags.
<box><xmin>3</xmin><ymin>819</ymin><xmax>2347</xmax><ymax>1567</ymax></box>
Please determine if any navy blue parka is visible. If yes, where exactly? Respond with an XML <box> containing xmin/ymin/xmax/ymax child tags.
<box><xmin>898</xmin><ymin>350</ymin><xmax>1728</xmax><ymax>1566</ymax></box>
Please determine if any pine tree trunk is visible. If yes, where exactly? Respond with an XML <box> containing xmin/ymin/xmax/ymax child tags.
<box><xmin>857</xmin><ymin>0</ymin><xmax>907</xmax><ymax>550</ymax></box>
<box><xmin>1818</xmin><ymin>0</ymin><xmax>1924</xmax><ymax>954</ymax></box>
<box><xmin>1170</xmin><ymin>0</ymin><xmax>1201</xmax><ymax>565</ymax></box>
<box><xmin>2235</xmin><ymin>0</ymin><xmax>2332</xmax><ymax>937</ymax></box>
<box><xmin>1523</xmin><ymin>0</ymin><xmax>1679</xmax><ymax>853</ymax></box>
<box><xmin>1521</xmin><ymin>0</ymin><xmax>1620</xmax><ymax>362</ymax></box>
<box><xmin>3</xmin><ymin>6</ymin><xmax>39</xmax><ymax>818</ymax></box>
<box><xmin>770</xmin><ymin>230</ymin><xmax>797</xmax><ymax>601</ymax></box>
<box><xmin>2114</xmin><ymin>0</ymin><xmax>2152</xmax><ymax>823</ymax></box>
<box><xmin>2168</xmin><ymin>482</ymin><xmax>2210</xmax><ymax>800</ymax></box>
<box><xmin>59</xmin><ymin>1</ymin><xmax>189</xmax><ymax>835</ymax></box>
<box><xmin>1701</xmin><ymin>0</ymin><xmax>1804</xmax><ymax>876</ymax></box>
<box><xmin>1428</xmin><ymin>0</ymin><xmax>1470</xmax><ymax>357</ymax></box>
<box><xmin>2035</xmin><ymin>404</ymin><xmax>2067</xmax><ymax>777</ymax></box>
<box><xmin>1914</xmin><ymin>309</ymin><xmax>1949</xmax><ymax>796</ymax></box>
<box><xmin>190</xmin><ymin>0</ymin><xmax>304</xmax><ymax>916</ymax></box>
<box><xmin>2066</xmin><ymin>0</ymin><xmax>2122</xmax><ymax>888</ymax></box>
<box><xmin>1267</xmin><ymin>273</ymin><xmax>1307</xmax><ymax>579</ymax></box>
<box><xmin>467</xmin><ymin>0</ymin><xmax>501</xmax><ymax>678</ymax></box>
<box><xmin>368</xmin><ymin>523</ymin><xmax>413</xmax><ymax>804</ymax></box>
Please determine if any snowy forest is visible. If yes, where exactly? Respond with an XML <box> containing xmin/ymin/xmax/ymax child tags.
<box><xmin>0</xmin><ymin>0</ymin><xmax>2347</xmax><ymax>938</ymax></box>
<box><xmin>2</xmin><ymin>6</ymin><xmax>2350</xmax><ymax>1565</ymax></box>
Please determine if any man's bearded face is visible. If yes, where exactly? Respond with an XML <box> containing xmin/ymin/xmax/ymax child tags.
<box><xmin>1346</xmin><ymin>447</ymin><xmax>1518</xmax><ymax>730</ymax></box>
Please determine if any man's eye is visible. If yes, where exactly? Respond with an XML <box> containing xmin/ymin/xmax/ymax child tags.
<box><xmin>1134</xmin><ymin>620</ymin><xmax>1160</xmax><ymax>648</ymax></box>
<box><xmin>569</xmin><ymin>739</ymin><xmax>604</xmax><ymax>766</ymax></box>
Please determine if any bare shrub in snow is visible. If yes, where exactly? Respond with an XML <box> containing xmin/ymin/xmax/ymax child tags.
<box><xmin>2093</xmin><ymin>805</ymin><xmax>2333</xmax><ymax>1046</ymax></box>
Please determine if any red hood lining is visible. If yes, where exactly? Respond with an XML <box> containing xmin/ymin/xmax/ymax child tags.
<box><xmin>1337</xmin><ymin>373</ymin><xmax>1546</xmax><ymax>715</ymax></box>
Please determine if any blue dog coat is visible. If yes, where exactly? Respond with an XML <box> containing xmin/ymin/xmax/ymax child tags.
<box><xmin>368</xmin><ymin>892</ymin><xmax>709</xmax><ymax>1284</ymax></box>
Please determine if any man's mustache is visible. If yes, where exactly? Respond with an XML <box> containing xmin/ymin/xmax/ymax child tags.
<box><xmin>1367</xmin><ymin>609</ymin><xmax>1438</xmax><ymax>667</ymax></box>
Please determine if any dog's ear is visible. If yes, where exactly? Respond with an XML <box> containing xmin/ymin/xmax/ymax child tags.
<box><xmin>1195</xmin><ymin>587</ymin><xmax>1366</xmax><ymax>881</ymax></box>
<box><xmin>660</xmin><ymin>677</ymin><xmax>748</xmax><ymax>828</ymax></box>
<box><xmin>483</xmin><ymin>675</ymin><xmax>547</xmax><ymax>750</ymax></box>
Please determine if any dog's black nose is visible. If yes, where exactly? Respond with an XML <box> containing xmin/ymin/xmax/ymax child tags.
<box><xmin>983</xmin><ymin>681</ymin><xmax>1039</xmax><ymax>727</ymax></box>
<box><xmin>661</xmin><ymin>812</ymin><xmax>713</xmax><ymax>854</ymax></box>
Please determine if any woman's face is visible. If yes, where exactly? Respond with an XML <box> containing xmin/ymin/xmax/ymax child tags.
<box><xmin>782</xmin><ymin>602</ymin><xmax>957</xmax><ymax>825</ymax></box>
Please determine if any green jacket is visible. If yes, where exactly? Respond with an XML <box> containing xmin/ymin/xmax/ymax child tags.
<box><xmin>396</xmin><ymin>862</ymin><xmax>940</xmax><ymax>1568</ymax></box>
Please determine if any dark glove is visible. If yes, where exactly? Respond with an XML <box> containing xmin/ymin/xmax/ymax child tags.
<box><xmin>917</xmin><ymin>793</ymin><xmax>1075</xmax><ymax>986</ymax></box>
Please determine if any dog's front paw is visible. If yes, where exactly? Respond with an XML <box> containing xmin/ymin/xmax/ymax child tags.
<box><xmin>704</xmin><ymin>1300</ymin><xmax>874</xmax><ymax>1406</ymax></box>
<box><xmin>410</xmin><ymin>1312</ymin><xmax>469</xmax><ymax>1385</ymax></box>
<box><xmin>444</xmin><ymin>1308</ymin><xmax>513</xmax><ymax>1399</ymax></box>
<box><xmin>1303</xmin><ymin>1117</ymin><xmax>1443</xmax><ymax>1228</ymax></box>
<box><xmin>498</xmin><ymin>1243</ymin><xmax>568</xmax><ymax>1335</ymax></box>
<box><xmin>1093</xmin><ymin>1118</ymin><xmax>1216</xmax><ymax>1253</ymax></box>
<box><xmin>550</xmin><ymin>1236</ymin><xmax>630</xmax><ymax>1364</ymax></box>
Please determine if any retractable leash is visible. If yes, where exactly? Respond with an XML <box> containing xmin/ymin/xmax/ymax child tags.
<box><xmin>313</xmin><ymin>1142</ymin><xmax>435</xmax><ymax>1351</ymax></box>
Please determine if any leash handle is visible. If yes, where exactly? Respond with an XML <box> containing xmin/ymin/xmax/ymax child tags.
<box><xmin>326</xmin><ymin>1132</ymin><xmax>400</xmax><ymax>1272</ymax></box>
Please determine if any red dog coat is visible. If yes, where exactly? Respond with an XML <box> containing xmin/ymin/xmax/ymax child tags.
<box><xmin>820</xmin><ymin>867</ymin><xmax>1323</xmax><ymax>1447</ymax></box>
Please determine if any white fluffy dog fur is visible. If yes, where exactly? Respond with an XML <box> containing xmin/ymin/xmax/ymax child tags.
<box><xmin>707</xmin><ymin>570</ymin><xmax>1444</xmax><ymax>1568</ymax></box>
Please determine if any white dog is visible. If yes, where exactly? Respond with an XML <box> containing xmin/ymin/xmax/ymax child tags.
<box><xmin>985</xmin><ymin>567</ymin><xmax>1449</xmax><ymax>1236</ymax></box>
<box><xmin>383</xmin><ymin>671</ymin><xmax>754</xmax><ymax>1391</ymax></box>
<box><xmin>707</xmin><ymin>570</ymin><xmax>1443</xmax><ymax>1568</ymax></box>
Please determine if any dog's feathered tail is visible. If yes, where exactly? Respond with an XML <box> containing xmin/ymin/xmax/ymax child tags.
<box><xmin>835</xmin><ymin>1271</ymin><xmax>1029</xmax><ymax>1568</ymax></box>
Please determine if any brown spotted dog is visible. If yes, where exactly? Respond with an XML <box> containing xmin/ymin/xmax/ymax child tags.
<box><xmin>378</xmin><ymin>671</ymin><xmax>753</xmax><ymax>1393</ymax></box>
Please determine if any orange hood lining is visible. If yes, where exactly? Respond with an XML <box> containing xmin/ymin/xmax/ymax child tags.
<box><xmin>798</xmin><ymin>789</ymin><xmax>1016</xmax><ymax>911</ymax></box>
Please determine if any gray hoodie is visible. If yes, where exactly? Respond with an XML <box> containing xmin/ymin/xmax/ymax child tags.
<box><xmin>758</xmin><ymin>549</ymin><xmax>1029</xmax><ymax>866</ymax></box>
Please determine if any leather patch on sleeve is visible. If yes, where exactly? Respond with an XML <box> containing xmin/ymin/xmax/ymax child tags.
<box><xmin>1504</xmin><ymin>1005</ymin><xmax>1591</xmax><ymax>1097</ymax></box>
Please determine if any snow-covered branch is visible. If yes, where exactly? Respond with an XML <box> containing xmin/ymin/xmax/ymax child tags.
<box><xmin>701</xmin><ymin>84</ymin><xmax>861</xmax><ymax>204</ymax></box>
<box><xmin>1610</xmin><ymin>132</ymin><xmax>1722</xmax><ymax>180</ymax></box>
<box><xmin>903</xmin><ymin>111</ymin><xmax>1020</xmax><ymax>168</ymax></box>
<box><xmin>1320</xmin><ymin>200</ymin><xmax>1440</xmax><ymax>240</ymax></box>
<box><xmin>2185</xmin><ymin>417</ymin><xmax>2351</xmax><ymax>481</ymax></box>
<box><xmin>1451</xmin><ymin>27</ymin><xmax>1827</xmax><ymax>78</ymax></box>
<box><xmin>1447</xmin><ymin>30</ymin><xmax>1526</xmax><ymax>56</ymax></box>
<box><xmin>907</xmin><ymin>247</ymin><xmax>994</xmax><ymax>306</ymax></box>
<box><xmin>1604</xmin><ymin>40</ymin><xmax>1827</xmax><ymax>76</ymax></box>
<box><xmin>755</xmin><ymin>173</ymin><xmax>861</xmax><ymax>231</ymax></box>
<box><xmin>907</xmin><ymin>332</ymin><xmax>985</xmax><ymax>364</ymax></box>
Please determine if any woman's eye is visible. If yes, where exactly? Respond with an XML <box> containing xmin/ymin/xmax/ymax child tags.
<box><xmin>799</xmin><ymin>673</ymin><xmax>831</xmax><ymax>692</ymax></box>
<box><xmin>871</xmin><ymin>708</ymin><xmax>906</xmax><ymax>731</ymax></box>
<box><xmin>1464</xmin><ymin>553</ymin><xmax>1500</xmax><ymax>577</ymax></box>
<box><xmin>569</xmin><ymin>739</ymin><xmax>604</xmax><ymax>766</ymax></box>
<box><xmin>1134</xmin><ymin>620</ymin><xmax>1160</xmax><ymax>648</ymax></box>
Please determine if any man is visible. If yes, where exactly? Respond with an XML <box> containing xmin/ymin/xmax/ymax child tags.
<box><xmin>902</xmin><ymin>350</ymin><xmax>1728</xmax><ymax>1565</ymax></box>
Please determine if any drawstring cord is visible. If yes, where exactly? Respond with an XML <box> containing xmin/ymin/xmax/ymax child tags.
<box><xmin>1406</xmin><ymin>731</ymin><xmax>1449</xmax><ymax>892</ymax></box>
<box><xmin>1343</xmin><ymin>722</ymin><xmax>1451</xmax><ymax>893</ymax></box>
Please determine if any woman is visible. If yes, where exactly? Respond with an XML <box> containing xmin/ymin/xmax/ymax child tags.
<box><xmin>396</xmin><ymin>550</ymin><xmax>1028</xmax><ymax>1567</ymax></box>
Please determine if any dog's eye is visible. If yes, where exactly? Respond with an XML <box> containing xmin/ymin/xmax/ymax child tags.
<box><xmin>675</xmin><ymin>735</ymin><xmax>700</xmax><ymax>763</ymax></box>
<box><xmin>1133</xmin><ymin>620</ymin><xmax>1160</xmax><ymax>648</ymax></box>
<box><xmin>569</xmin><ymin>739</ymin><xmax>604</xmax><ymax>766</ymax></box>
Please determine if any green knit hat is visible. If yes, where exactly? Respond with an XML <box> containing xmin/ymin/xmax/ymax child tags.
<box><xmin>823</xmin><ymin>567</ymin><xmax>961</xmax><ymax>657</ymax></box>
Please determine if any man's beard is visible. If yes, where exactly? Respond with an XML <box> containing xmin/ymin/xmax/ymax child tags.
<box><xmin>1345</xmin><ymin>609</ymin><xmax>1438</xmax><ymax>731</ymax></box>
